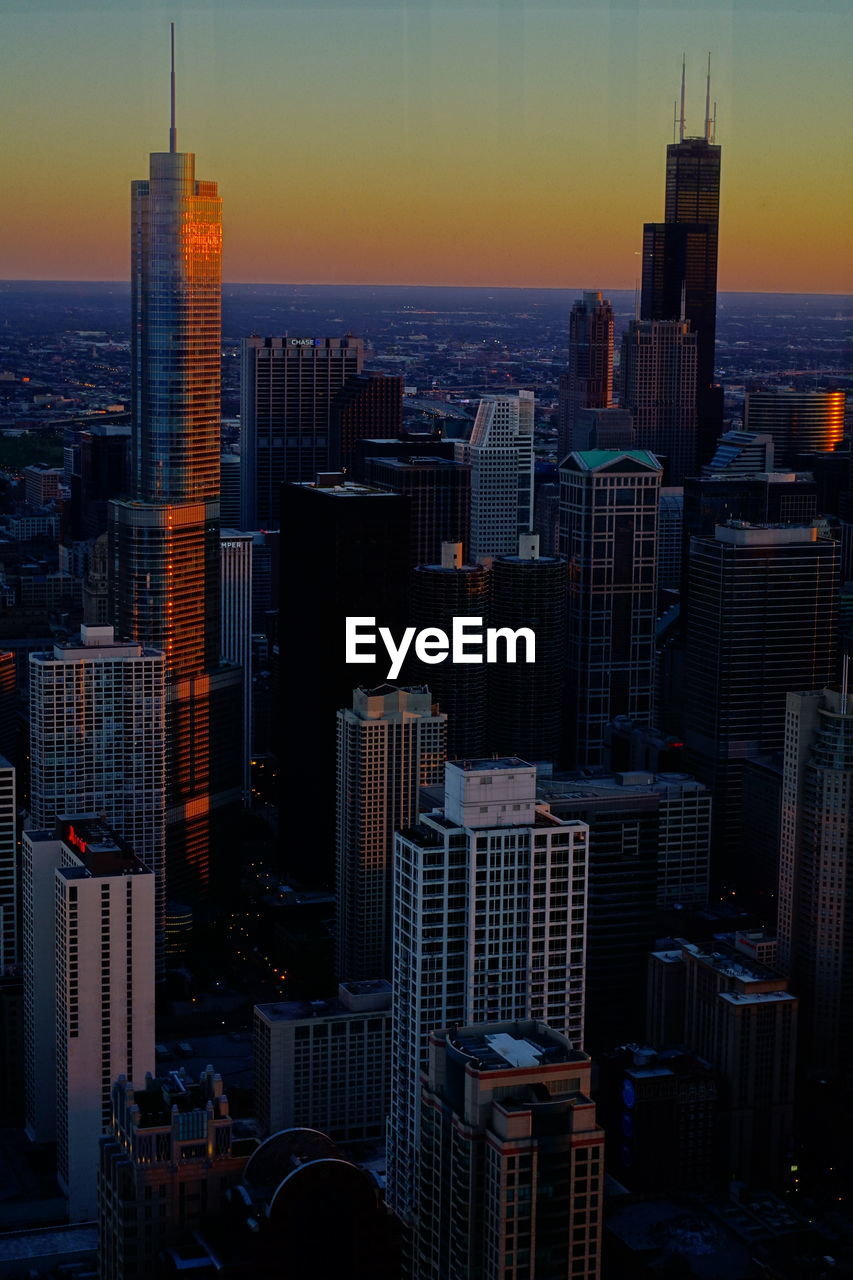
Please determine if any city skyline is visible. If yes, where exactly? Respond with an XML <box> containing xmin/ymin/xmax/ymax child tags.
<box><xmin>1</xmin><ymin>1</ymin><xmax>851</xmax><ymax>293</ymax></box>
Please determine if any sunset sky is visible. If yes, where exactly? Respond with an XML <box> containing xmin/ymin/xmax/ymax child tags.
<box><xmin>1</xmin><ymin>0</ymin><xmax>851</xmax><ymax>293</ymax></box>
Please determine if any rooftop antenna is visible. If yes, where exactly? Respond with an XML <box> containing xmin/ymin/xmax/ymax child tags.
<box><xmin>712</xmin><ymin>100</ymin><xmax>718</xmax><ymax>143</ymax></box>
<box><xmin>679</xmin><ymin>54</ymin><xmax>686</xmax><ymax>142</ymax></box>
<box><xmin>169</xmin><ymin>21</ymin><xmax>177</xmax><ymax>153</ymax></box>
<box><xmin>704</xmin><ymin>52</ymin><xmax>713</xmax><ymax>142</ymax></box>
<box><xmin>672</xmin><ymin>100</ymin><xmax>677</xmax><ymax>143</ymax></box>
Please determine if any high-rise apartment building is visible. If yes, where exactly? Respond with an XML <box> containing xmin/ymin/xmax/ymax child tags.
<box><xmin>744</xmin><ymin>388</ymin><xmax>846</xmax><ymax>468</ymax></box>
<box><xmin>363</xmin><ymin>455</ymin><xmax>471</xmax><ymax>567</ymax></box>
<box><xmin>0</xmin><ymin>759</ymin><xmax>15</xmax><ymax>975</ymax></box>
<box><xmin>240</xmin><ymin>335</ymin><xmax>364</xmax><ymax>527</ymax></box>
<box><xmin>685</xmin><ymin>524</ymin><xmax>838</xmax><ymax>865</ymax></box>
<box><xmin>23</xmin><ymin>817</ymin><xmax>154</xmax><ymax>1221</ymax></box>
<box><xmin>408</xmin><ymin>543</ymin><xmax>491</xmax><ymax>758</ymax></box>
<box><xmin>487</xmin><ymin>534</ymin><xmax>567</xmax><ymax>766</ymax></box>
<box><xmin>28</xmin><ymin>625</ymin><xmax>166</xmax><ymax>964</ymax></box>
<box><xmin>387</xmin><ymin>759</ymin><xmax>589</xmax><ymax>1223</ymax></box>
<box><xmin>418</xmin><ymin>1021</ymin><xmax>604</xmax><ymax>1280</ymax></box>
<box><xmin>99</xmin><ymin>1066</ymin><xmax>252</xmax><ymax>1280</ymax></box>
<box><xmin>220</xmin><ymin>530</ymin><xmax>253</xmax><ymax>805</ymax></box>
<box><xmin>558</xmin><ymin>291</ymin><xmax>614</xmax><ymax>461</ymax></box>
<box><xmin>336</xmin><ymin>685</ymin><xmax>446</xmax><ymax>981</ymax></box>
<box><xmin>456</xmin><ymin>392</ymin><xmax>534</xmax><ymax>561</ymax></box>
<box><xmin>778</xmin><ymin>686</ymin><xmax>853</xmax><ymax>1079</ymax></box>
<box><xmin>560</xmin><ymin>450</ymin><xmax>663</xmax><ymax>767</ymax></box>
<box><xmin>110</xmin><ymin>56</ymin><xmax>240</xmax><ymax>903</ymax></box>
<box><xmin>254</xmin><ymin>979</ymin><xmax>393</xmax><ymax>1141</ymax></box>
<box><xmin>641</xmin><ymin>80</ymin><xmax>722</xmax><ymax>461</ymax></box>
<box><xmin>620</xmin><ymin>318</ymin><xmax>699</xmax><ymax>483</ymax></box>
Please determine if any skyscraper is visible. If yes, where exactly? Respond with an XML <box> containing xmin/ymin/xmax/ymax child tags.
<box><xmin>560</xmin><ymin>450</ymin><xmax>663</xmax><ymax>767</ymax></box>
<box><xmin>240</xmin><ymin>334</ymin><xmax>364</xmax><ymax>527</ymax></box>
<box><xmin>778</xmin><ymin>685</ymin><xmax>853</xmax><ymax>1079</ymax></box>
<box><xmin>558</xmin><ymin>291</ymin><xmax>614</xmax><ymax>461</ymax></box>
<box><xmin>336</xmin><ymin>685</ymin><xmax>446</xmax><ymax>981</ymax></box>
<box><xmin>387</xmin><ymin>759</ymin><xmax>589</xmax><ymax>1223</ymax></box>
<box><xmin>0</xmin><ymin>759</ymin><xmax>16</xmax><ymax>975</ymax></box>
<box><xmin>744</xmin><ymin>388</ymin><xmax>846</xmax><ymax>468</ymax></box>
<box><xmin>363</xmin><ymin>455</ymin><xmax>471</xmax><ymax>566</ymax></box>
<box><xmin>220</xmin><ymin>531</ymin><xmax>254</xmax><ymax>804</ymax></box>
<box><xmin>456</xmin><ymin>391</ymin><xmax>534</xmax><ymax>561</ymax></box>
<box><xmin>23</xmin><ymin>817</ymin><xmax>155</xmax><ymax>1221</ymax></box>
<box><xmin>620</xmin><ymin>318</ymin><xmax>698</xmax><ymax>483</ymax></box>
<box><xmin>110</xmin><ymin>35</ymin><xmax>241</xmax><ymax>901</ymax></box>
<box><xmin>641</xmin><ymin>61</ymin><xmax>722</xmax><ymax>461</ymax></box>
<box><xmin>685</xmin><ymin>524</ymin><xmax>838</xmax><ymax>868</ymax></box>
<box><xmin>329</xmin><ymin>371</ymin><xmax>404</xmax><ymax>472</ymax></box>
<box><xmin>418</xmin><ymin>1021</ymin><xmax>604</xmax><ymax>1280</ymax></box>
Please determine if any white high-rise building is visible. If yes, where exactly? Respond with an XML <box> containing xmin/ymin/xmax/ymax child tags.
<box><xmin>0</xmin><ymin>757</ymin><xmax>16</xmax><ymax>974</ymax></box>
<box><xmin>387</xmin><ymin>758</ymin><xmax>589</xmax><ymax>1223</ymax></box>
<box><xmin>457</xmin><ymin>391</ymin><xmax>534</xmax><ymax>561</ymax></box>
<box><xmin>23</xmin><ymin>817</ymin><xmax>155</xmax><ymax>1221</ymax></box>
<box><xmin>28</xmin><ymin>625</ymin><xmax>166</xmax><ymax>967</ymax></box>
<box><xmin>336</xmin><ymin>685</ymin><xmax>446</xmax><ymax>982</ymax></box>
<box><xmin>220</xmin><ymin>531</ymin><xmax>253</xmax><ymax>805</ymax></box>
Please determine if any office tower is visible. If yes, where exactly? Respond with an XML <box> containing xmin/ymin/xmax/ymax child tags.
<box><xmin>387</xmin><ymin>759</ymin><xmax>589</xmax><ymax>1223</ymax></box>
<box><xmin>28</xmin><ymin>625</ymin><xmax>166</xmax><ymax>964</ymax></box>
<box><xmin>684</xmin><ymin>471</ymin><xmax>819</xmax><ymax>544</ymax></box>
<box><xmin>99</xmin><ymin>1066</ymin><xmax>251</xmax><ymax>1280</ymax></box>
<box><xmin>620</xmin><ymin>318</ymin><xmax>698</xmax><ymax>483</ymax></box>
<box><xmin>533</xmin><ymin>480</ymin><xmax>560</xmax><ymax>555</ymax></box>
<box><xmin>0</xmin><ymin>649</ymin><xmax>15</xmax><ymax>765</ymax></box>
<box><xmin>560</xmin><ymin>450</ymin><xmax>663</xmax><ymax>768</ymax></box>
<box><xmin>704</xmin><ymin>429</ymin><xmax>776</xmax><ymax>476</ymax></box>
<box><xmin>542</xmin><ymin>770</ymin><xmax>711</xmax><ymax>1049</ymax></box>
<box><xmin>418</xmin><ymin>1021</ymin><xmax>604</xmax><ymax>1280</ymax></box>
<box><xmin>571</xmin><ymin>407</ymin><xmax>635</xmax><ymax>453</ymax></box>
<box><xmin>641</xmin><ymin>70</ymin><xmax>722</xmax><ymax>461</ymax></box>
<box><xmin>558</xmin><ymin>291</ymin><xmax>614</xmax><ymax>461</ymax></box>
<box><xmin>279</xmin><ymin>478</ymin><xmax>409</xmax><ymax>884</ymax></box>
<box><xmin>220</xmin><ymin>452</ymin><xmax>241</xmax><ymax>527</ymax></box>
<box><xmin>658</xmin><ymin>487</ymin><xmax>684</xmax><ymax>593</ymax></box>
<box><xmin>220</xmin><ymin>530</ymin><xmax>253</xmax><ymax>804</ymax></box>
<box><xmin>254</xmin><ymin>978</ymin><xmax>392</xmax><ymax>1140</ymax></box>
<box><xmin>740</xmin><ymin>752</ymin><xmax>784</xmax><ymax>919</ymax></box>
<box><xmin>79</xmin><ymin>424</ymin><xmax>131</xmax><ymax>540</ymax></box>
<box><xmin>777</xmin><ymin>686</ymin><xmax>853</xmax><ymax>1079</ymax></box>
<box><xmin>646</xmin><ymin>938</ymin><xmax>797</xmax><ymax>1186</ymax></box>
<box><xmin>409</xmin><ymin>544</ymin><xmax>491</xmax><ymax>758</ymax></box>
<box><xmin>684</xmin><ymin>524</ymin><xmax>837</xmax><ymax>866</ymax></box>
<box><xmin>336</xmin><ymin>685</ymin><xmax>445</xmax><ymax>981</ymax></box>
<box><xmin>240</xmin><ymin>334</ymin><xmax>364</xmax><ymax>527</ymax></box>
<box><xmin>363</xmin><ymin>455</ymin><xmax>471</xmax><ymax>566</ymax></box>
<box><xmin>599</xmin><ymin>1046</ymin><xmax>719</xmax><ymax>1194</ymax></box>
<box><xmin>330</xmin><ymin>371</ymin><xmax>404</xmax><ymax>472</ymax></box>
<box><xmin>744</xmin><ymin>388</ymin><xmax>846</xmax><ymax>468</ymax></box>
<box><xmin>487</xmin><ymin>534</ymin><xmax>567</xmax><ymax>765</ymax></box>
<box><xmin>0</xmin><ymin>759</ymin><xmax>15</xmax><ymax>975</ymax></box>
<box><xmin>456</xmin><ymin>391</ymin><xmax>534</xmax><ymax>561</ymax></box>
<box><xmin>23</xmin><ymin>817</ymin><xmax>154</xmax><ymax>1221</ymax></box>
<box><xmin>24</xmin><ymin>464</ymin><xmax>63</xmax><ymax>508</ymax></box>
<box><xmin>352</xmin><ymin>434</ymin><xmax>456</xmax><ymax>481</ymax></box>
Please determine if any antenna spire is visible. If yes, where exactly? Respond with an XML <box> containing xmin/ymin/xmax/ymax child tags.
<box><xmin>704</xmin><ymin>52</ymin><xmax>712</xmax><ymax>142</ymax></box>
<box><xmin>672</xmin><ymin>100</ymin><xmax>677</xmax><ymax>144</ymax></box>
<box><xmin>679</xmin><ymin>54</ymin><xmax>686</xmax><ymax>142</ymax></box>
<box><xmin>169</xmin><ymin>22</ymin><xmax>177</xmax><ymax>153</ymax></box>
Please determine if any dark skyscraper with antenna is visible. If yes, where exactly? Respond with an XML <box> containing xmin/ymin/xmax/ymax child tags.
<box><xmin>641</xmin><ymin>57</ymin><xmax>722</xmax><ymax>465</ymax></box>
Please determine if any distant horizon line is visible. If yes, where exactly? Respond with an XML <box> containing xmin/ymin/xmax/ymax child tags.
<box><xmin>1</xmin><ymin>278</ymin><xmax>851</xmax><ymax>300</ymax></box>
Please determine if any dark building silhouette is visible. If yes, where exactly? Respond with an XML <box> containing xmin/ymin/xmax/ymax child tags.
<box><xmin>408</xmin><ymin>543</ymin><xmax>491</xmax><ymax>759</ymax></box>
<box><xmin>558</xmin><ymin>291</ymin><xmax>614</xmax><ymax>460</ymax></box>
<box><xmin>487</xmin><ymin>535</ymin><xmax>566</xmax><ymax>766</ymax></box>
<box><xmin>79</xmin><ymin>424</ymin><xmax>131</xmax><ymax>540</ymax></box>
<box><xmin>351</xmin><ymin>435</ymin><xmax>455</xmax><ymax>481</ymax></box>
<box><xmin>329</xmin><ymin>371</ymin><xmax>404</xmax><ymax>472</ymax></box>
<box><xmin>279</xmin><ymin>478</ymin><xmax>409</xmax><ymax>885</ymax></box>
<box><xmin>684</xmin><ymin>472</ymin><xmax>819</xmax><ymax>544</ymax></box>
<box><xmin>363</xmin><ymin>455</ymin><xmax>470</xmax><ymax>566</ymax></box>
<box><xmin>685</xmin><ymin>524</ymin><xmax>838</xmax><ymax>878</ymax></box>
<box><xmin>620</xmin><ymin>318</ymin><xmax>698</xmax><ymax>484</ymax></box>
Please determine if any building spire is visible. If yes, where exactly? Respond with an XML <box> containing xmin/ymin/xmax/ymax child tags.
<box><xmin>704</xmin><ymin>52</ymin><xmax>713</xmax><ymax>142</ymax></box>
<box><xmin>169</xmin><ymin>21</ymin><xmax>177</xmax><ymax>153</ymax></box>
<box><xmin>679</xmin><ymin>54</ymin><xmax>686</xmax><ymax>142</ymax></box>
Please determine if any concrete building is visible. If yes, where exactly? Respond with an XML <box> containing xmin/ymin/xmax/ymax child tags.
<box><xmin>23</xmin><ymin>817</ymin><xmax>155</xmax><ymax>1221</ymax></box>
<box><xmin>24</xmin><ymin>464</ymin><xmax>63</xmax><ymax>508</ymax></box>
<box><xmin>253</xmin><ymin>978</ymin><xmax>392</xmax><ymax>1141</ymax></box>
<box><xmin>99</xmin><ymin>1066</ymin><xmax>254</xmax><ymax>1280</ymax></box>
<box><xmin>387</xmin><ymin>759</ymin><xmax>589</xmax><ymax>1223</ymax></box>
<box><xmin>336</xmin><ymin>685</ymin><xmax>445</xmax><ymax>981</ymax></box>
<box><xmin>456</xmin><ymin>392</ymin><xmax>535</xmax><ymax>561</ymax></box>
<box><xmin>418</xmin><ymin>1020</ymin><xmax>604</xmax><ymax>1280</ymax></box>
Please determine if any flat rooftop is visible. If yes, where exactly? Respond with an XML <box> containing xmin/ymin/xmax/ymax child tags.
<box><xmin>449</xmin><ymin>756</ymin><xmax>533</xmax><ymax>772</ymax></box>
<box><xmin>447</xmin><ymin>1023</ymin><xmax>583</xmax><ymax>1072</ymax></box>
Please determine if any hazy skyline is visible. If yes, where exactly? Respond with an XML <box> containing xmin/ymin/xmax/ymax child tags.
<box><xmin>1</xmin><ymin>0</ymin><xmax>851</xmax><ymax>293</ymax></box>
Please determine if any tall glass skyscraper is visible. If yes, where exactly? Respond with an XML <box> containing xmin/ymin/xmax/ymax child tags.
<box><xmin>110</xmin><ymin>37</ymin><xmax>241</xmax><ymax>901</ymax></box>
